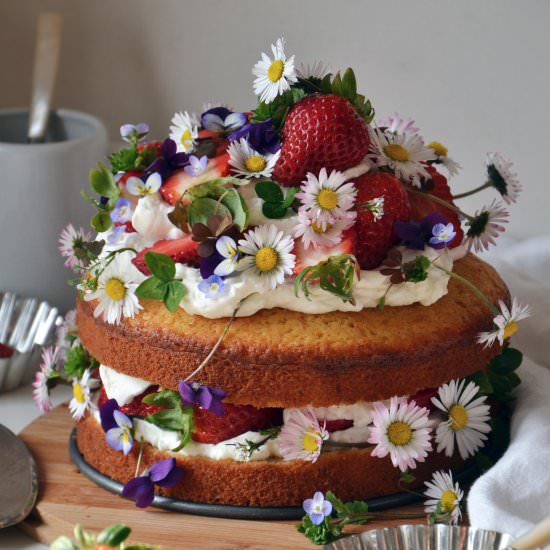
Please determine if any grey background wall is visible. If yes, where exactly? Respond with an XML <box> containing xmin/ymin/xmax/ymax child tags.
<box><xmin>1</xmin><ymin>0</ymin><xmax>548</xmax><ymax>240</ymax></box>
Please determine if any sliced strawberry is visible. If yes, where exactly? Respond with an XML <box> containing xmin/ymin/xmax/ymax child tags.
<box><xmin>116</xmin><ymin>170</ymin><xmax>143</xmax><ymax>204</ymax></box>
<box><xmin>293</xmin><ymin>228</ymin><xmax>357</xmax><ymax>275</ymax></box>
<box><xmin>409</xmin><ymin>387</ymin><xmax>438</xmax><ymax>410</ymax></box>
<box><xmin>354</xmin><ymin>172</ymin><xmax>411</xmax><ymax>269</ymax></box>
<box><xmin>160</xmin><ymin>153</ymin><xmax>230</xmax><ymax>205</ymax></box>
<box><xmin>132</xmin><ymin>234</ymin><xmax>200</xmax><ymax>275</ymax></box>
<box><xmin>324</xmin><ymin>419</ymin><xmax>354</xmax><ymax>432</ymax></box>
<box><xmin>137</xmin><ymin>140</ymin><xmax>162</xmax><ymax>156</ymax></box>
<box><xmin>407</xmin><ymin>166</ymin><xmax>464</xmax><ymax>248</ymax></box>
<box><xmin>0</xmin><ymin>343</ymin><xmax>13</xmax><ymax>359</ymax></box>
<box><xmin>192</xmin><ymin>403</ymin><xmax>283</xmax><ymax>444</ymax></box>
<box><xmin>97</xmin><ymin>386</ymin><xmax>165</xmax><ymax>417</ymax></box>
<box><xmin>113</xmin><ymin>220</ymin><xmax>135</xmax><ymax>233</ymax></box>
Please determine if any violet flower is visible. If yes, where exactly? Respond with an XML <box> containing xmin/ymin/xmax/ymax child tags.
<box><xmin>120</xmin><ymin>122</ymin><xmax>150</xmax><ymax>143</ymax></box>
<box><xmin>201</xmin><ymin>107</ymin><xmax>247</xmax><ymax>135</ymax></box>
<box><xmin>229</xmin><ymin>118</ymin><xmax>281</xmax><ymax>154</ymax></box>
<box><xmin>303</xmin><ymin>491</ymin><xmax>333</xmax><ymax>525</ymax></box>
<box><xmin>99</xmin><ymin>398</ymin><xmax>119</xmax><ymax>432</ymax></box>
<box><xmin>105</xmin><ymin>410</ymin><xmax>134</xmax><ymax>455</ymax></box>
<box><xmin>110</xmin><ymin>198</ymin><xmax>132</xmax><ymax>223</ymax></box>
<box><xmin>200</xmin><ymin>250</ymin><xmax>225</xmax><ymax>279</ymax></box>
<box><xmin>395</xmin><ymin>212</ymin><xmax>452</xmax><ymax>250</ymax></box>
<box><xmin>145</xmin><ymin>138</ymin><xmax>189</xmax><ymax>179</ymax></box>
<box><xmin>178</xmin><ymin>381</ymin><xmax>227</xmax><ymax>416</ymax></box>
<box><xmin>184</xmin><ymin>155</ymin><xmax>208</xmax><ymax>177</ymax></box>
<box><xmin>122</xmin><ymin>458</ymin><xmax>184</xmax><ymax>508</ymax></box>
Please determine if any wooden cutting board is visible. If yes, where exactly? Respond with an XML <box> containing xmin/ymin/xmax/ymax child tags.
<box><xmin>18</xmin><ymin>405</ymin><xmax>427</xmax><ymax>549</ymax></box>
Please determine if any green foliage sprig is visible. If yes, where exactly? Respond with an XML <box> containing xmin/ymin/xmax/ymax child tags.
<box><xmin>251</xmin><ymin>87</ymin><xmax>306</xmax><ymax>130</ymax></box>
<box><xmin>135</xmin><ymin>252</ymin><xmax>187</xmax><ymax>312</ymax></box>
<box><xmin>63</xmin><ymin>343</ymin><xmax>99</xmax><ymax>380</ymax></box>
<box><xmin>108</xmin><ymin>142</ymin><xmax>159</xmax><ymax>175</ymax></box>
<box><xmin>83</xmin><ymin>163</ymin><xmax>120</xmax><ymax>232</ymax></box>
<box><xmin>255</xmin><ymin>180</ymin><xmax>298</xmax><ymax>219</ymax></box>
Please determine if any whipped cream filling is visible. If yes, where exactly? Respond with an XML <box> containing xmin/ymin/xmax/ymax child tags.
<box><xmin>98</xmin><ymin>364</ymin><xmax>377</xmax><ymax>461</ymax></box>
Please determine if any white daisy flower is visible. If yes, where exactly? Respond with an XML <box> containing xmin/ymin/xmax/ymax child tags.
<box><xmin>296</xmin><ymin>61</ymin><xmax>331</xmax><ymax>80</ymax></box>
<box><xmin>377</xmin><ymin>113</ymin><xmax>420</xmax><ymax>136</ymax></box>
<box><xmin>432</xmin><ymin>379</ymin><xmax>492</xmax><ymax>460</ymax></box>
<box><xmin>69</xmin><ymin>369</ymin><xmax>96</xmax><ymax>421</ymax></box>
<box><xmin>428</xmin><ymin>141</ymin><xmax>462</xmax><ymax>177</ymax></box>
<box><xmin>169</xmin><ymin>111</ymin><xmax>199</xmax><ymax>153</ymax></box>
<box><xmin>84</xmin><ymin>253</ymin><xmax>143</xmax><ymax>325</ymax></box>
<box><xmin>367</xmin><ymin>397</ymin><xmax>432</xmax><ymax>472</ymax></box>
<box><xmin>424</xmin><ymin>470</ymin><xmax>464</xmax><ymax>525</ymax></box>
<box><xmin>368</xmin><ymin>127</ymin><xmax>436</xmax><ymax>186</ymax></box>
<box><xmin>477</xmin><ymin>297</ymin><xmax>532</xmax><ymax>348</ymax></box>
<box><xmin>486</xmin><ymin>152</ymin><xmax>522</xmax><ymax>204</ymax></box>
<box><xmin>296</xmin><ymin>168</ymin><xmax>357</xmax><ymax>231</ymax></box>
<box><xmin>465</xmin><ymin>199</ymin><xmax>509</xmax><ymax>252</ymax></box>
<box><xmin>278</xmin><ymin>408</ymin><xmax>329</xmax><ymax>463</ymax></box>
<box><xmin>252</xmin><ymin>37</ymin><xmax>297</xmax><ymax>104</ymax></box>
<box><xmin>228</xmin><ymin>138</ymin><xmax>280</xmax><ymax>179</ymax></box>
<box><xmin>58</xmin><ymin>224</ymin><xmax>94</xmax><ymax>272</ymax></box>
<box><xmin>294</xmin><ymin>206</ymin><xmax>355</xmax><ymax>249</ymax></box>
<box><xmin>126</xmin><ymin>172</ymin><xmax>162</xmax><ymax>197</ymax></box>
<box><xmin>236</xmin><ymin>224</ymin><xmax>295</xmax><ymax>290</ymax></box>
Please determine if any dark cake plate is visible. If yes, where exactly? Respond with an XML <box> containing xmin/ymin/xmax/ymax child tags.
<box><xmin>69</xmin><ymin>429</ymin><xmax>483</xmax><ymax>521</ymax></box>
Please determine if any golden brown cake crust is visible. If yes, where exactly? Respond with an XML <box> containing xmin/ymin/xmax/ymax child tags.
<box><xmin>76</xmin><ymin>413</ymin><xmax>466</xmax><ymax>507</ymax></box>
<box><xmin>77</xmin><ymin>253</ymin><xmax>509</xmax><ymax>408</ymax></box>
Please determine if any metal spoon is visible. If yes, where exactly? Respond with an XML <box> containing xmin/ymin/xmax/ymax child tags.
<box><xmin>27</xmin><ymin>12</ymin><xmax>62</xmax><ymax>144</ymax></box>
<box><xmin>0</xmin><ymin>425</ymin><xmax>38</xmax><ymax>528</ymax></box>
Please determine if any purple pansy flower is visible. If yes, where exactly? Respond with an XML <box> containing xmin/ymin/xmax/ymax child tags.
<box><xmin>229</xmin><ymin>118</ymin><xmax>281</xmax><ymax>154</ymax></box>
<box><xmin>178</xmin><ymin>381</ymin><xmax>227</xmax><ymax>416</ymax></box>
<box><xmin>105</xmin><ymin>409</ymin><xmax>134</xmax><ymax>455</ymax></box>
<box><xmin>200</xmin><ymin>250</ymin><xmax>225</xmax><ymax>279</ymax></box>
<box><xmin>198</xmin><ymin>274</ymin><xmax>225</xmax><ymax>298</ymax></box>
<box><xmin>110</xmin><ymin>198</ymin><xmax>133</xmax><ymax>223</ymax></box>
<box><xmin>395</xmin><ymin>212</ymin><xmax>452</xmax><ymax>250</ymax></box>
<box><xmin>145</xmin><ymin>138</ymin><xmax>189</xmax><ymax>179</ymax></box>
<box><xmin>99</xmin><ymin>398</ymin><xmax>119</xmax><ymax>432</ymax></box>
<box><xmin>184</xmin><ymin>155</ymin><xmax>208</xmax><ymax>177</ymax></box>
<box><xmin>429</xmin><ymin>222</ymin><xmax>457</xmax><ymax>249</ymax></box>
<box><xmin>303</xmin><ymin>491</ymin><xmax>333</xmax><ymax>525</ymax></box>
<box><xmin>201</xmin><ymin>107</ymin><xmax>247</xmax><ymax>135</ymax></box>
<box><xmin>122</xmin><ymin>458</ymin><xmax>184</xmax><ymax>508</ymax></box>
<box><xmin>120</xmin><ymin>122</ymin><xmax>150</xmax><ymax>143</ymax></box>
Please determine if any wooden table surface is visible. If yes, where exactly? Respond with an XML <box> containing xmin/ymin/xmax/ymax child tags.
<box><xmin>18</xmin><ymin>405</ymin><xmax>427</xmax><ymax>549</ymax></box>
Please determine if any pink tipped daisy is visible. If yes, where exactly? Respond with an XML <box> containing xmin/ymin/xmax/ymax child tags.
<box><xmin>432</xmin><ymin>379</ymin><xmax>491</xmax><ymax>460</ymax></box>
<box><xmin>32</xmin><ymin>346</ymin><xmax>60</xmax><ymax>414</ymax></box>
<box><xmin>377</xmin><ymin>113</ymin><xmax>420</xmax><ymax>136</ymax></box>
<box><xmin>278</xmin><ymin>408</ymin><xmax>329</xmax><ymax>463</ymax></box>
<box><xmin>486</xmin><ymin>152</ymin><xmax>522</xmax><ymax>204</ymax></box>
<box><xmin>465</xmin><ymin>199</ymin><xmax>509</xmax><ymax>252</ymax></box>
<box><xmin>294</xmin><ymin>206</ymin><xmax>355</xmax><ymax>250</ymax></box>
<box><xmin>296</xmin><ymin>168</ymin><xmax>357</xmax><ymax>232</ymax></box>
<box><xmin>477</xmin><ymin>297</ymin><xmax>532</xmax><ymax>348</ymax></box>
<box><xmin>424</xmin><ymin>470</ymin><xmax>464</xmax><ymax>525</ymax></box>
<box><xmin>58</xmin><ymin>224</ymin><xmax>94</xmax><ymax>272</ymax></box>
<box><xmin>367</xmin><ymin>397</ymin><xmax>432</xmax><ymax>472</ymax></box>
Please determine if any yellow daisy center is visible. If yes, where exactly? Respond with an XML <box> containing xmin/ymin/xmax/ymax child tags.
<box><xmin>440</xmin><ymin>489</ymin><xmax>458</xmax><ymax>513</ymax></box>
<box><xmin>255</xmin><ymin>247</ymin><xmax>278</xmax><ymax>272</ymax></box>
<box><xmin>104</xmin><ymin>278</ymin><xmax>126</xmax><ymax>301</ymax></box>
<box><xmin>302</xmin><ymin>430</ymin><xmax>320</xmax><ymax>452</ymax></box>
<box><xmin>267</xmin><ymin>59</ymin><xmax>285</xmax><ymax>83</ymax></box>
<box><xmin>387</xmin><ymin>421</ymin><xmax>412</xmax><ymax>446</ymax></box>
<box><xmin>317</xmin><ymin>189</ymin><xmax>339</xmax><ymax>210</ymax></box>
<box><xmin>73</xmin><ymin>383</ymin><xmax>86</xmax><ymax>404</ymax></box>
<box><xmin>311</xmin><ymin>221</ymin><xmax>331</xmax><ymax>234</ymax></box>
<box><xmin>503</xmin><ymin>320</ymin><xmax>518</xmax><ymax>339</ymax></box>
<box><xmin>384</xmin><ymin>143</ymin><xmax>410</xmax><ymax>162</ymax></box>
<box><xmin>244</xmin><ymin>155</ymin><xmax>267</xmax><ymax>173</ymax></box>
<box><xmin>449</xmin><ymin>404</ymin><xmax>469</xmax><ymax>431</ymax></box>
<box><xmin>428</xmin><ymin>141</ymin><xmax>448</xmax><ymax>157</ymax></box>
<box><xmin>181</xmin><ymin>129</ymin><xmax>192</xmax><ymax>146</ymax></box>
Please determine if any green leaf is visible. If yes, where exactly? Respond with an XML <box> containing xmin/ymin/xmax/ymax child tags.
<box><xmin>326</xmin><ymin>491</ymin><xmax>347</xmax><ymax>515</ymax></box>
<box><xmin>89</xmin><ymin>164</ymin><xmax>118</xmax><ymax>197</ymax></box>
<box><xmin>221</xmin><ymin>188</ymin><xmax>249</xmax><ymax>230</ymax></box>
<box><xmin>135</xmin><ymin>276</ymin><xmax>166</xmax><ymax>301</ymax></box>
<box><xmin>91</xmin><ymin>211</ymin><xmax>112</xmax><ymax>232</ymax></box>
<box><xmin>255</xmin><ymin>180</ymin><xmax>284</xmax><ymax>203</ymax></box>
<box><xmin>345</xmin><ymin>500</ymin><xmax>369</xmax><ymax>515</ymax></box>
<box><xmin>63</xmin><ymin>345</ymin><xmax>96</xmax><ymax>379</ymax></box>
<box><xmin>332</xmin><ymin>73</ymin><xmax>343</xmax><ymax>97</ymax></box>
<box><xmin>341</xmin><ymin>68</ymin><xmax>357</xmax><ymax>101</ymax></box>
<box><xmin>262</xmin><ymin>202</ymin><xmax>287</xmax><ymax>219</ymax></box>
<box><xmin>208</xmin><ymin>177</ymin><xmax>249</xmax><ymax>187</ymax></box>
<box><xmin>403</xmin><ymin>255</ymin><xmax>431</xmax><ymax>283</ymax></box>
<box><xmin>108</xmin><ymin>147</ymin><xmax>137</xmax><ymax>173</ymax></box>
<box><xmin>490</xmin><ymin>347</ymin><xmax>523</xmax><ymax>375</ymax></box>
<box><xmin>281</xmin><ymin>187</ymin><xmax>298</xmax><ymax>208</ymax></box>
<box><xmin>296</xmin><ymin>515</ymin><xmax>342</xmax><ymax>546</ymax></box>
<box><xmin>49</xmin><ymin>536</ymin><xmax>79</xmax><ymax>550</ymax></box>
<box><xmin>187</xmin><ymin>197</ymin><xmax>231</xmax><ymax>227</ymax></box>
<box><xmin>400</xmin><ymin>471</ymin><xmax>416</xmax><ymax>484</ymax></box>
<box><xmin>142</xmin><ymin>389</ymin><xmax>181</xmax><ymax>408</ymax></box>
<box><xmin>164</xmin><ymin>280</ymin><xmax>187</xmax><ymax>312</ymax></box>
<box><xmin>468</xmin><ymin>370</ymin><xmax>494</xmax><ymax>395</ymax></box>
<box><xmin>96</xmin><ymin>524</ymin><xmax>132</xmax><ymax>546</ymax></box>
<box><xmin>144</xmin><ymin>252</ymin><xmax>176</xmax><ymax>282</ymax></box>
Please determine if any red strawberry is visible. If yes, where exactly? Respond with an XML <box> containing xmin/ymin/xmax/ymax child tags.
<box><xmin>324</xmin><ymin>419</ymin><xmax>354</xmax><ymax>432</ymax></box>
<box><xmin>407</xmin><ymin>166</ymin><xmax>463</xmax><ymax>248</ymax></box>
<box><xmin>409</xmin><ymin>387</ymin><xmax>438</xmax><ymax>411</ymax></box>
<box><xmin>293</xmin><ymin>228</ymin><xmax>357</xmax><ymax>275</ymax></box>
<box><xmin>113</xmin><ymin>220</ymin><xmax>135</xmax><ymax>233</ymax></box>
<box><xmin>137</xmin><ymin>140</ymin><xmax>162</xmax><ymax>156</ymax></box>
<box><xmin>0</xmin><ymin>343</ymin><xmax>13</xmax><ymax>359</ymax></box>
<box><xmin>132</xmin><ymin>234</ymin><xmax>200</xmax><ymax>274</ymax></box>
<box><xmin>160</xmin><ymin>154</ymin><xmax>230</xmax><ymax>205</ymax></box>
<box><xmin>273</xmin><ymin>94</ymin><xmax>370</xmax><ymax>187</ymax></box>
<box><xmin>97</xmin><ymin>386</ymin><xmax>165</xmax><ymax>417</ymax></box>
<box><xmin>354</xmin><ymin>172</ymin><xmax>411</xmax><ymax>269</ymax></box>
<box><xmin>192</xmin><ymin>403</ymin><xmax>283</xmax><ymax>444</ymax></box>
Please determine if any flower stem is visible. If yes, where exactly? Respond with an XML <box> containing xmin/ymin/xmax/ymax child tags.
<box><xmin>134</xmin><ymin>440</ymin><xmax>144</xmax><ymax>477</ymax></box>
<box><xmin>183</xmin><ymin>293</ymin><xmax>256</xmax><ymax>382</ymax></box>
<box><xmin>452</xmin><ymin>181</ymin><xmax>492</xmax><ymax>200</ymax></box>
<box><xmin>434</xmin><ymin>264</ymin><xmax>499</xmax><ymax>315</ymax></box>
<box><xmin>406</xmin><ymin>188</ymin><xmax>475</xmax><ymax>222</ymax></box>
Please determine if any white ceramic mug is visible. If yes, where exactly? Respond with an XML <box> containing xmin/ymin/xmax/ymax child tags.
<box><xmin>0</xmin><ymin>108</ymin><xmax>108</xmax><ymax>311</ymax></box>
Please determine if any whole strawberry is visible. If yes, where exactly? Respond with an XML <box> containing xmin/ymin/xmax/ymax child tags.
<box><xmin>408</xmin><ymin>165</ymin><xmax>464</xmax><ymax>248</ymax></box>
<box><xmin>354</xmin><ymin>172</ymin><xmax>410</xmax><ymax>269</ymax></box>
<box><xmin>273</xmin><ymin>94</ymin><xmax>370</xmax><ymax>187</ymax></box>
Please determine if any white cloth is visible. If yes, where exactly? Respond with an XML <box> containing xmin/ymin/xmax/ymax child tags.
<box><xmin>468</xmin><ymin>236</ymin><xmax>550</xmax><ymax>537</ymax></box>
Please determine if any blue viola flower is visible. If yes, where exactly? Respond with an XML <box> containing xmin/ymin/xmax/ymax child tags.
<box><xmin>145</xmin><ymin>138</ymin><xmax>189</xmax><ymax>179</ymax></box>
<box><xmin>184</xmin><ymin>155</ymin><xmax>208</xmax><ymax>177</ymax></box>
<box><xmin>198</xmin><ymin>274</ymin><xmax>225</xmax><ymax>298</ymax></box>
<box><xmin>201</xmin><ymin>107</ymin><xmax>247</xmax><ymax>136</ymax></box>
<box><xmin>120</xmin><ymin>122</ymin><xmax>149</xmax><ymax>143</ymax></box>
<box><xmin>429</xmin><ymin>222</ymin><xmax>457</xmax><ymax>249</ymax></box>
<box><xmin>395</xmin><ymin>212</ymin><xmax>452</xmax><ymax>250</ymax></box>
<box><xmin>109</xmin><ymin>198</ymin><xmax>132</xmax><ymax>224</ymax></box>
<box><xmin>229</xmin><ymin>118</ymin><xmax>281</xmax><ymax>155</ymax></box>
<box><xmin>303</xmin><ymin>491</ymin><xmax>333</xmax><ymax>525</ymax></box>
<box><xmin>178</xmin><ymin>381</ymin><xmax>227</xmax><ymax>416</ymax></box>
